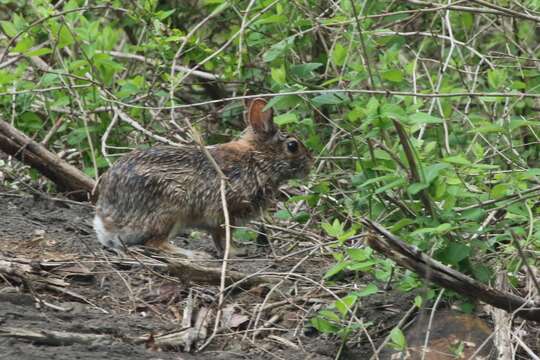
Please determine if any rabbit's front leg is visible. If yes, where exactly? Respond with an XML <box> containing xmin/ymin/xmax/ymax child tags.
<box><xmin>145</xmin><ymin>235</ymin><xmax>212</xmax><ymax>260</ymax></box>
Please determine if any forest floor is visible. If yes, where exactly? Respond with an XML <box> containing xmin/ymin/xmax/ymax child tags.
<box><xmin>0</xmin><ymin>186</ymin><xmax>412</xmax><ymax>360</ymax></box>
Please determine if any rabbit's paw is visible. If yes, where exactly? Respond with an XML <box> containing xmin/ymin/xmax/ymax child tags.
<box><xmin>164</xmin><ymin>244</ymin><xmax>214</xmax><ymax>260</ymax></box>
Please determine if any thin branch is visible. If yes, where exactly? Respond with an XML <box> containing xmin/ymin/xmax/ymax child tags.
<box><xmin>99</xmin><ymin>89</ymin><xmax>540</xmax><ymax>111</ymax></box>
<box><xmin>102</xmin><ymin>51</ymin><xmax>221</xmax><ymax>81</ymax></box>
<box><xmin>349</xmin><ymin>0</ymin><xmax>376</xmax><ymax>88</ymax></box>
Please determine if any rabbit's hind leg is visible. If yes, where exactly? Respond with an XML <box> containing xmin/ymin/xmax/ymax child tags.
<box><xmin>149</xmin><ymin>241</ymin><xmax>210</xmax><ymax>259</ymax></box>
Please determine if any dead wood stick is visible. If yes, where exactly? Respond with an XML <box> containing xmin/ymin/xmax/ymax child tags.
<box><xmin>152</xmin><ymin>307</ymin><xmax>212</xmax><ymax>350</ymax></box>
<box><xmin>0</xmin><ymin>119</ymin><xmax>96</xmax><ymax>200</ymax></box>
<box><xmin>361</xmin><ymin>218</ymin><xmax>540</xmax><ymax>322</ymax></box>
<box><xmin>0</xmin><ymin>327</ymin><xmax>114</xmax><ymax>346</ymax></box>
<box><xmin>167</xmin><ymin>259</ymin><xmax>277</xmax><ymax>288</ymax></box>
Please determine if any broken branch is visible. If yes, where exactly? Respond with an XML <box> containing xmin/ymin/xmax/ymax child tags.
<box><xmin>0</xmin><ymin>119</ymin><xmax>96</xmax><ymax>200</ymax></box>
<box><xmin>361</xmin><ymin>218</ymin><xmax>540</xmax><ymax>322</ymax></box>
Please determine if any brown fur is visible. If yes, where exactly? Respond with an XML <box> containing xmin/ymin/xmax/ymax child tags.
<box><xmin>94</xmin><ymin>98</ymin><xmax>313</xmax><ymax>256</ymax></box>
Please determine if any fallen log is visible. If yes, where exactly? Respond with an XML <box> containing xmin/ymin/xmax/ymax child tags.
<box><xmin>0</xmin><ymin>327</ymin><xmax>114</xmax><ymax>346</ymax></box>
<box><xmin>361</xmin><ymin>218</ymin><xmax>540</xmax><ymax>322</ymax></box>
<box><xmin>0</xmin><ymin>119</ymin><xmax>96</xmax><ymax>200</ymax></box>
<box><xmin>1</xmin><ymin>255</ymin><xmax>276</xmax><ymax>291</ymax></box>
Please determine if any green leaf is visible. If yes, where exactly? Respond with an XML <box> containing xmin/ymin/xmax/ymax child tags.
<box><xmin>409</xmin><ymin>112</ymin><xmax>443</xmax><ymax>124</ymax></box>
<box><xmin>18</xmin><ymin>112</ymin><xmax>42</xmax><ymax>130</ymax></box>
<box><xmin>25</xmin><ymin>47</ymin><xmax>52</xmax><ymax>56</ymax></box>
<box><xmin>263</xmin><ymin>36</ymin><xmax>294</xmax><ymax>62</ymax></box>
<box><xmin>202</xmin><ymin>1</ymin><xmax>229</xmax><ymax>15</ymax></box>
<box><xmin>234</xmin><ymin>228</ymin><xmax>256</xmax><ymax>241</ymax></box>
<box><xmin>63</xmin><ymin>0</ymin><xmax>82</xmax><ymax>22</ymax></box>
<box><xmin>59</xmin><ymin>26</ymin><xmax>74</xmax><ymax>48</ymax></box>
<box><xmin>508</xmin><ymin>119</ymin><xmax>538</xmax><ymax>130</ymax></box>
<box><xmin>347</xmin><ymin>248</ymin><xmax>371</xmax><ymax>262</ymax></box>
<box><xmin>95</xmin><ymin>156</ymin><xmax>109</xmax><ymax>168</ymax></box>
<box><xmin>490</xmin><ymin>184</ymin><xmax>508</xmax><ymax>198</ymax></box>
<box><xmin>319</xmin><ymin>310</ymin><xmax>341</xmax><ymax>322</ymax></box>
<box><xmin>310</xmin><ymin>317</ymin><xmax>338</xmax><ymax>333</ymax></box>
<box><xmin>389</xmin><ymin>328</ymin><xmax>407</xmax><ymax>350</ymax></box>
<box><xmin>382</xmin><ymin>69</ymin><xmax>403</xmax><ymax>83</ymax></box>
<box><xmin>254</xmin><ymin>14</ymin><xmax>288</xmax><ymax>26</ymax></box>
<box><xmin>487</xmin><ymin>69</ymin><xmax>507</xmax><ymax>89</ymax></box>
<box><xmin>347</xmin><ymin>106</ymin><xmax>364</xmax><ymax>122</ymax></box>
<box><xmin>439</xmin><ymin>242</ymin><xmax>471</xmax><ymax>265</ymax></box>
<box><xmin>84</xmin><ymin>167</ymin><xmax>97</xmax><ymax>177</ymax></box>
<box><xmin>13</xmin><ymin>36</ymin><xmax>34</xmax><ymax>53</ymax></box>
<box><xmin>156</xmin><ymin>9</ymin><xmax>176</xmax><ymax>20</ymax></box>
<box><xmin>443</xmin><ymin>155</ymin><xmax>471</xmax><ymax>165</ymax></box>
<box><xmin>424</xmin><ymin>163</ymin><xmax>450</xmax><ymax>184</ymax></box>
<box><xmin>293</xmin><ymin>211</ymin><xmax>310</xmax><ymax>223</ymax></box>
<box><xmin>471</xmin><ymin>124</ymin><xmax>504</xmax><ymax>134</ymax></box>
<box><xmin>323</xmin><ymin>261</ymin><xmax>348</xmax><ymax>279</ymax></box>
<box><xmin>365</xmin><ymin>97</ymin><xmax>379</xmax><ymax>116</ymax></box>
<box><xmin>411</xmin><ymin>223</ymin><xmax>452</xmax><ymax>236</ymax></box>
<box><xmin>414</xmin><ymin>295</ymin><xmax>423</xmax><ymax>308</ymax></box>
<box><xmin>0</xmin><ymin>70</ymin><xmax>16</xmax><ymax>85</ymax></box>
<box><xmin>290</xmin><ymin>63</ymin><xmax>322</xmax><ymax>78</ymax></box>
<box><xmin>347</xmin><ymin>260</ymin><xmax>377</xmax><ymax>271</ymax></box>
<box><xmin>358</xmin><ymin>174</ymin><xmax>398</xmax><ymax>188</ymax></box>
<box><xmin>67</xmin><ymin>127</ymin><xmax>88</xmax><ymax>145</ymax></box>
<box><xmin>353</xmin><ymin>283</ymin><xmax>378</xmax><ymax>297</ymax></box>
<box><xmin>335</xmin><ymin>294</ymin><xmax>357</xmax><ymax>316</ymax></box>
<box><xmin>266</xmin><ymin>95</ymin><xmax>302</xmax><ymax>109</ymax></box>
<box><xmin>322</xmin><ymin>219</ymin><xmax>344</xmax><ymax>237</ymax></box>
<box><xmin>434</xmin><ymin>223</ymin><xmax>452</xmax><ymax>234</ymax></box>
<box><xmin>94</xmin><ymin>53</ymin><xmax>124</xmax><ymax>74</ymax></box>
<box><xmin>472</xmin><ymin>264</ymin><xmax>493</xmax><ymax>283</ymax></box>
<box><xmin>275</xmin><ymin>209</ymin><xmax>292</xmax><ymax>220</ymax></box>
<box><xmin>312</xmin><ymin>93</ymin><xmax>347</xmax><ymax>105</ymax></box>
<box><xmin>380</xmin><ymin>103</ymin><xmax>407</xmax><ymax>121</ymax></box>
<box><xmin>338</xmin><ymin>229</ymin><xmax>356</xmax><ymax>243</ymax></box>
<box><xmin>522</xmin><ymin>168</ymin><xmax>540</xmax><ymax>178</ymax></box>
<box><xmin>390</xmin><ymin>218</ymin><xmax>414</xmax><ymax>232</ymax></box>
<box><xmin>271</xmin><ymin>66</ymin><xmax>286</xmax><ymax>84</ymax></box>
<box><xmin>407</xmin><ymin>182</ymin><xmax>428</xmax><ymax>195</ymax></box>
<box><xmin>374</xmin><ymin>178</ymin><xmax>406</xmax><ymax>194</ymax></box>
<box><xmin>1</xmin><ymin>21</ymin><xmax>17</xmax><ymax>37</ymax></box>
<box><xmin>273</xmin><ymin>112</ymin><xmax>298</xmax><ymax>125</ymax></box>
<box><xmin>332</xmin><ymin>43</ymin><xmax>347</xmax><ymax>66</ymax></box>
<box><xmin>462</xmin><ymin>208</ymin><xmax>485</xmax><ymax>221</ymax></box>
<box><xmin>511</xmin><ymin>80</ymin><xmax>526</xmax><ymax>90</ymax></box>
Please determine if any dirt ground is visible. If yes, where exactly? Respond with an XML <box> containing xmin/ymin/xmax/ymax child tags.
<box><xmin>0</xmin><ymin>187</ymin><xmax>413</xmax><ymax>360</ymax></box>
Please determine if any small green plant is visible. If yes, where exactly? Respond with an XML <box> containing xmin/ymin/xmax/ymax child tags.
<box><xmin>310</xmin><ymin>283</ymin><xmax>376</xmax><ymax>339</ymax></box>
<box><xmin>388</xmin><ymin>327</ymin><xmax>407</xmax><ymax>352</ymax></box>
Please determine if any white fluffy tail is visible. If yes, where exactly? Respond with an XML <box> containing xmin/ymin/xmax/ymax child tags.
<box><xmin>93</xmin><ymin>214</ymin><xmax>121</xmax><ymax>248</ymax></box>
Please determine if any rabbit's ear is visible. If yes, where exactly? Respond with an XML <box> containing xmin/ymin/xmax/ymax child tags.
<box><xmin>247</xmin><ymin>98</ymin><xmax>276</xmax><ymax>139</ymax></box>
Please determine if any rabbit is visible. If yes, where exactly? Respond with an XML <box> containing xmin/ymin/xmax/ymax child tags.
<box><xmin>93</xmin><ymin>98</ymin><xmax>313</xmax><ymax>256</ymax></box>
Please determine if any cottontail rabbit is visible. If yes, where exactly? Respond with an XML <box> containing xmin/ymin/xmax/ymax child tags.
<box><xmin>93</xmin><ymin>98</ymin><xmax>313</xmax><ymax>256</ymax></box>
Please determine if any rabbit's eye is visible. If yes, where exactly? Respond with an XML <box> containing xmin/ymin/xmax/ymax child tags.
<box><xmin>287</xmin><ymin>140</ymin><xmax>299</xmax><ymax>153</ymax></box>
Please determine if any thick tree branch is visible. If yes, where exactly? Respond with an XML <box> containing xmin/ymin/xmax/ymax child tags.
<box><xmin>0</xmin><ymin>119</ymin><xmax>96</xmax><ymax>200</ymax></box>
<box><xmin>361</xmin><ymin>218</ymin><xmax>540</xmax><ymax>322</ymax></box>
